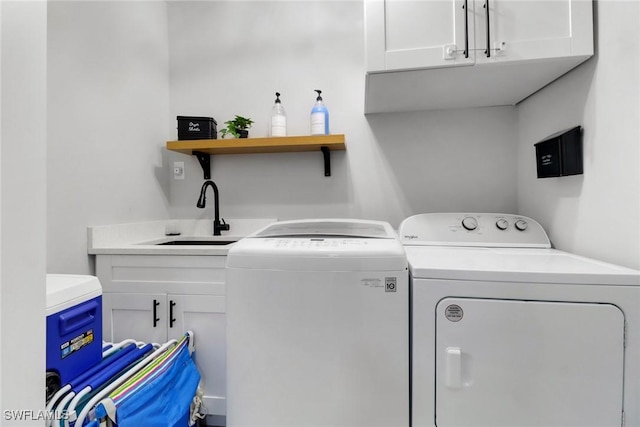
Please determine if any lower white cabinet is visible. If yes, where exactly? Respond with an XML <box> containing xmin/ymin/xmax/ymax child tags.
<box><xmin>96</xmin><ymin>254</ymin><xmax>227</xmax><ymax>417</ymax></box>
<box><xmin>103</xmin><ymin>292</ymin><xmax>168</xmax><ymax>344</ymax></box>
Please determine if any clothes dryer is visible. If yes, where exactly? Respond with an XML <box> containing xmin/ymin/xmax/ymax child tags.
<box><xmin>399</xmin><ymin>213</ymin><xmax>640</xmax><ymax>427</ymax></box>
<box><xmin>226</xmin><ymin>219</ymin><xmax>409</xmax><ymax>427</ymax></box>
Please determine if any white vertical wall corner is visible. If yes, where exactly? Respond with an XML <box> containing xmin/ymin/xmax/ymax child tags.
<box><xmin>516</xmin><ymin>1</ymin><xmax>640</xmax><ymax>269</ymax></box>
<box><xmin>1</xmin><ymin>0</ymin><xmax>48</xmax><ymax>423</ymax></box>
<box><xmin>47</xmin><ymin>1</ymin><xmax>172</xmax><ymax>274</ymax></box>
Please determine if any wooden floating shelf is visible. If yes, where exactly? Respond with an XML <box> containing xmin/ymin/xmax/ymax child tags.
<box><xmin>166</xmin><ymin>134</ymin><xmax>345</xmax><ymax>155</ymax></box>
<box><xmin>166</xmin><ymin>134</ymin><xmax>346</xmax><ymax>177</ymax></box>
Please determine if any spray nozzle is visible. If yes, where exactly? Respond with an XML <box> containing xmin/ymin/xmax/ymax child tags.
<box><xmin>274</xmin><ymin>92</ymin><xmax>281</xmax><ymax>103</ymax></box>
<box><xmin>315</xmin><ymin>89</ymin><xmax>323</xmax><ymax>101</ymax></box>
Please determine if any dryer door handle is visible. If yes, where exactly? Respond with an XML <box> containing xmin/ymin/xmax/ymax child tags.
<box><xmin>445</xmin><ymin>347</ymin><xmax>462</xmax><ymax>389</ymax></box>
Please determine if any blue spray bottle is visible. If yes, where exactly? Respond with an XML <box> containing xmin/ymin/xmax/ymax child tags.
<box><xmin>310</xmin><ymin>89</ymin><xmax>329</xmax><ymax>135</ymax></box>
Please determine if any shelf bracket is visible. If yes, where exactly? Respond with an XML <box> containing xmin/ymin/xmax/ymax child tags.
<box><xmin>193</xmin><ymin>151</ymin><xmax>211</xmax><ymax>180</ymax></box>
<box><xmin>321</xmin><ymin>146</ymin><xmax>331</xmax><ymax>177</ymax></box>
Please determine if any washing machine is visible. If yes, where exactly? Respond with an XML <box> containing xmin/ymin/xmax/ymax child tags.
<box><xmin>399</xmin><ymin>213</ymin><xmax>640</xmax><ymax>427</ymax></box>
<box><xmin>226</xmin><ymin>219</ymin><xmax>409</xmax><ymax>427</ymax></box>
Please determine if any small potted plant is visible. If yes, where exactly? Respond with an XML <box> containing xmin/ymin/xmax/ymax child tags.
<box><xmin>220</xmin><ymin>115</ymin><xmax>254</xmax><ymax>139</ymax></box>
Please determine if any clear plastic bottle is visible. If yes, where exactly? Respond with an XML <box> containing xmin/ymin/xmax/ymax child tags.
<box><xmin>270</xmin><ymin>92</ymin><xmax>287</xmax><ymax>137</ymax></box>
<box><xmin>310</xmin><ymin>89</ymin><xmax>329</xmax><ymax>135</ymax></box>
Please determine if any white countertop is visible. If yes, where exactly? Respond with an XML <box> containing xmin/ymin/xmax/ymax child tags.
<box><xmin>87</xmin><ymin>218</ymin><xmax>276</xmax><ymax>255</ymax></box>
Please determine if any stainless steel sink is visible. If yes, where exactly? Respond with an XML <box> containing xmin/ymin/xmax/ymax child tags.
<box><xmin>156</xmin><ymin>239</ymin><xmax>237</xmax><ymax>246</ymax></box>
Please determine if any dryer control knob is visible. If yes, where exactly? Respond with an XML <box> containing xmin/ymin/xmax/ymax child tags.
<box><xmin>461</xmin><ymin>217</ymin><xmax>478</xmax><ymax>231</ymax></box>
<box><xmin>514</xmin><ymin>219</ymin><xmax>528</xmax><ymax>231</ymax></box>
<box><xmin>496</xmin><ymin>219</ymin><xmax>509</xmax><ymax>230</ymax></box>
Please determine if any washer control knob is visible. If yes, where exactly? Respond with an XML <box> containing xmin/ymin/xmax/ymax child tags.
<box><xmin>496</xmin><ymin>219</ymin><xmax>509</xmax><ymax>230</ymax></box>
<box><xmin>514</xmin><ymin>219</ymin><xmax>528</xmax><ymax>231</ymax></box>
<box><xmin>461</xmin><ymin>217</ymin><xmax>478</xmax><ymax>231</ymax></box>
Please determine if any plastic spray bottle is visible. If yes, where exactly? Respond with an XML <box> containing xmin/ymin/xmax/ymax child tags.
<box><xmin>270</xmin><ymin>92</ymin><xmax>287</xmax><ymax>137</ymax></box>
<box><xmin>310</xmin><ymin>89</ymin><xmax>329</xmax><ymax>135</ymax></box>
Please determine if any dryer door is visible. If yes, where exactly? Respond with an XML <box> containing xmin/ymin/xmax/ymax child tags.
<box><xmin>435</xmin><ymin>298</ymin><xmax>624</xmax><ymax>427</ymax></box>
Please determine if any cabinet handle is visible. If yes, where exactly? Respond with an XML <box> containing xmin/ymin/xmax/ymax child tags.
<box><xmin>484</xmin><ymin>0</ymin><xmax>491</xmax><ymax>57</ymax></box>
<box><xmin>153</xmin><ymin>299</ymin><xmax>160</xmax><ymax>327</ymax></box>
<box><xmin>169</xmin><ymin>300</ymin><xmax>176</xmax><ymax>328</ymax></box>
<box><xmin>463</xmin><ymin>0</ymin><xmax>469</xmax><ymax>58</ymax></box>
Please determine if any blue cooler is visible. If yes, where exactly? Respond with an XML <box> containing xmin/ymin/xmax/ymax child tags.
<box><xmin>46</xmin><ymin>274</ymin><xmax>103</xmax><ymax>385</ymax></box>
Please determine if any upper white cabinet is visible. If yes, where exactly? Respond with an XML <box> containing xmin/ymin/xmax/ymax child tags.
<box><xmin>367</xmin><ymin>0</ymin><xmax>474</xmax><ymax>71</ymax></box>
<box><xmin>365</xmin><ymin>0</ymin><xmax>593</xmax><ymax>113</ymax></box>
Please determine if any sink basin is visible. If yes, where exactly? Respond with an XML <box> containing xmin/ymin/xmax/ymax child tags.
<box><xmin>156</xmin><ymin>239</ymin><xmax>237</xmax><ymax>246</ymax></box>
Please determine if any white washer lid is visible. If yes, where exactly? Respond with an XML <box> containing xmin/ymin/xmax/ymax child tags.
<box><xmin>251</xmin><ymin>218</ymin><xmax>397</xmax><ymax>239</ymax></box>
<box><xmin>228</xmin><ymin>218</ymin><xmax>406</xmax><ymax>271</ymax></box>
<box><xmin>46</xmin><ymin>274</ymin><xmax>102</xmax><ymax>315</ymax></box>
<box><xmin>406</xmin><ymin>246</ymin><xmax>640</xmax><ymax>286</ymax></box>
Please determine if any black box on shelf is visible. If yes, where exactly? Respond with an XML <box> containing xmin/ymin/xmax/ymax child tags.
<box><xmin>534</xmin><ymin>126</ymin><xmax>583</xmax><ymax>178</ymax></box>
<box><xmin>177</xmin><ymin>116</ymin><xmax>217</xmax><ymax>140</ymax></box>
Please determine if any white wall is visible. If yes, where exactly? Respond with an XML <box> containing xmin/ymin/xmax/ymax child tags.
<box><xmin>46</xmin><ymin>0</ymin><xmax>640</xmax><ymax>273</ymax></box>
<box><xmin>1</xmin><ymin>1</ymin><xmax>47</xmax><ymax>423</ymax></box>
<box><xmin>45</xmin><ymin>1</ymin><xmax>519</xmax><ymax>274</ymax></box>
<box><xmin>517</xmin><ymin>1</ymin><xmax>640</xmax><ymax>269</ymax></box>
<box><xmin>47</xmin><ymin>1</ymin><xmax>172</xmax><ymax>274</ymax></box>
<box><xmin>167</xmin><ymin>1</ymin><xmax>518</xmax><ymax>228</ymax></box>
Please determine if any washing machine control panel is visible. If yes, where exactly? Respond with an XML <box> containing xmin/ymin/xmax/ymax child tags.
<box><xmin>399</xmin><ymin>213</ymin><xmax>550</xmax><ymax>248</ymax></box>
<box><xmin>463</xmin><ymin>217</ymin><xmax>528</xmax><ymax>232</ymax></box>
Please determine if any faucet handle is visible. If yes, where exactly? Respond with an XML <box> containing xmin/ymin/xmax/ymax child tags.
<box><xmin>219</xmin><ymin>218</ymin><xmax>230</xmax><ymax>231</ymax></box>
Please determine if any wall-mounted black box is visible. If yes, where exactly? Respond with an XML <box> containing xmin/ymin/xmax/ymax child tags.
<box><xmin>177</xmin><ymin>116</ymin><xmax>217</xmax><ymax>140</ymax></box>
<box><xmin>534</xmin><ymin>126</ymin><xmax>583</xmax><ymax>178</ymax></box>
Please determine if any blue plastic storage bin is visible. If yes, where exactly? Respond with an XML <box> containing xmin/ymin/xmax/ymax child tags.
<box><xmin>46</xmin><ymin>274</ymin><xmax>103</xmax><ymax>385</ymax></box>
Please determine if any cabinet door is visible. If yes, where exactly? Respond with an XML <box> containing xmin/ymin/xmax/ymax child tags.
<box><xmin>475</xmin><ymin>0</ymin><xmax>593</xmax><ymax>63</ymax></box>
<box><xmin>366</xmin><ymin>0</ymin><xmax>475</xmax><ymax>72</ymax></box>
<box><xmin>169</xmin><ymin>294</ymin><xmax>227</xmax><ymax>416</ymax></box>
<box><xmin>102</xmin><ymin>293</ymin><xmax>168</xmax><ymax>344</ymax></box>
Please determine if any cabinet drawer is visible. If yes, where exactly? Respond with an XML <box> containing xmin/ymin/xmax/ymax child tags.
<box><xmin>96</xmin><ymin>255</ymin><xmax>226</xmax><ymax>295</ymax></box>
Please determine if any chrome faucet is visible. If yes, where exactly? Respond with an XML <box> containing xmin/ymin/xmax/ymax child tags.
<box><xmin>196</xmin><ymin>180</ymin><xmax>230</xmax><ymax>236</ymax></box>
